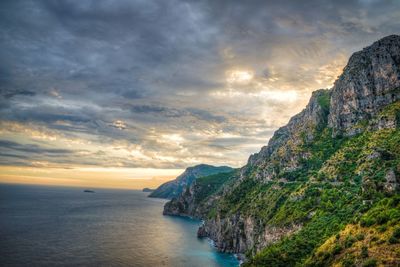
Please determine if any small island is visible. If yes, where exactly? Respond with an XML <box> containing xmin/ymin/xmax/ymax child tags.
<box><xmin>83</xmin><ymin>189</ymin><xmax>95</xmax><ymax>193</ymax></box>
<box><xmin>142</xmin><ymin>188</ymin><xmax>154</xmax><ymax>193</ymax></box>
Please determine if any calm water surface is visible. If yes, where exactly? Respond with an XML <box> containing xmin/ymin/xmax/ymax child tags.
<box><xmin>0</xmin><ymin>184</ymin><xmax>238</xmax><ymax>267</ymax></box>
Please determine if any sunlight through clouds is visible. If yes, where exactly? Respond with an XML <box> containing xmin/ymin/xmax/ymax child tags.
<box><xmin>226</xmin><ymin>70</ymin><xmax>254</xmax><ymax>84</ymax></box>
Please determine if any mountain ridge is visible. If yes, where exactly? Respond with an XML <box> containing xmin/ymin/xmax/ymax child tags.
<box><xmin>162</xmin><ymin>35</ymin><xmax>400</xmax><ymax>266</ymax></box>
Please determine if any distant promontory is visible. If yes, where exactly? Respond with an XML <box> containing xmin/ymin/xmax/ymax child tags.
<box><xmin>142</xmin><ymin>188</ymin><xmax>155</xmax><ymax>192</ymax></box>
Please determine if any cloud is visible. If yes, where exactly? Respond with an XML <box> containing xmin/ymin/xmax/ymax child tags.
<box><xmin>0</xmin><ymin>0</ymin><xmax>399</xmax><ymax>172</ymax></box>
<box><xmin>0</xmin><ymin>140</ymin><xmax>75</xmax><ymax>155</ymax></box>
<box><xmin>0</xmin><ymin>139</ymin><xmax>84</xmax><ymax>167</ymax></box>
<box><xmin>1</xmin><ymin>90</ymin><xmax>36</xmax><ymax>99</ymax></box>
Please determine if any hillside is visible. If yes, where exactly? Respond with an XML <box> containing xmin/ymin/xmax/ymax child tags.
<box><xmin>163</xmin><ymin>170</ymin><xmax>238</xmax><ymax>217</ymax></box>
<box><xmin>163</xmin><ymin>35</ymin><xmax>400</xmax><ymax>266</ymax></box>
<box><xmin>305</xmin><ymin>196</ymin><xmax>400</xmax><ymax>267</ymax></box>
<box><xmin>148</xmin><ymin>164</ymin><xmax>233</xmax><ymax>199</ymax></box>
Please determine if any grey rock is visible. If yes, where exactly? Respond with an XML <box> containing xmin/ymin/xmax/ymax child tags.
<box><xmin>246</xmin><ymin>89</ymin><xmax>330</xmax><ymax>181</ymax></box>
<box><xmin>384</xmin><ymin>168</ymin><xmax>398</xmax><ymax>192</ymax></box>
<box><xmin>328</xmin><ymin>35</ymin><xmax>400</xmax><ymax>137</ymax></box>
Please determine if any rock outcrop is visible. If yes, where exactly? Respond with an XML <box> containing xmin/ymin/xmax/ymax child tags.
<box><xmin>328</xmin><ymin>35</ymin><xmax>400</xmax><ymax>136</ymax></box>
<box><xmin>163</xmin><ymin>183</ymin><xmax>198</xmax><ymax>217</ymax></box>
<box><xmin>246</xmin><ymin>89</ymin><xmax>330</xmax><ymax>181</ymax></box>
<box><xmin>198</xmin><ymin>214</ymin><xmax>301</xmax><ymax>254</ymax></box>
<box><xmin>246</xmin><ymin>35</ymin><xmax>400</xmax><ymax>183</ymax></box>
<box><xmin>149</xmin><ymin>164</ymin><xmax>233</xmax><ymax>199</ymax></box>
<box><xmin>163</xmin><ymin>170</ymin><xmax>237</xmax><ymax>217</ymax></box>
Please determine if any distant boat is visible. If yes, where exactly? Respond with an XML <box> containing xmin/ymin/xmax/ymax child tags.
<box><xmin>83</xmin><ymin>189</ymin><xmax>95</xmax><ymax>193</ymax></box>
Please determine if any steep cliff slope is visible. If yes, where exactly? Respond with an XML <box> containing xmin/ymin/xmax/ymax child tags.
<box><xmin>305</xmin><ymin>196</ymin><xmax>400</xmax><ymax>267</ymax></box>
<box><xmin>163</xmin><ymin>35</ymin><xmax>400</xmax><ymax>266</ymax></box>
<box><xmin>148</xmin><ymin>164</ymin><xmax>233</xmax><ymax>199</ymax></box>
<box><xmin>163</xmin><ymin>170</ymin><xmax>238</xmax><ymax>217</ymax></box>
<box><xmin>328</xmin><ymin>35</ymin><xmax>400</xmax><ymax>137</ymax></box>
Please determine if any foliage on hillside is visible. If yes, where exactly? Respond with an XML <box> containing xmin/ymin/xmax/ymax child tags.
<box><xmin>193</xmin><ymin>170</ymin><xmax>237</xmax><ymax>204</ymax></box>
<box><xmin>236</xmin><ymin>102</ymin><xmax>400</xmax><ymax>266</ymax></box>
<box><xmin>305</xmin><ymin>196</ymin><xmax>400</xmax><ymax>267</ymax></box>
<box><xmin>244</xmin><ymin>181</ymin><xmax>365</xmax><ymax>266</ymax></box>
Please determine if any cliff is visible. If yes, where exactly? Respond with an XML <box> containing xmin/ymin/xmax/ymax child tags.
<box><xmin>245</xmin><ymin>89</ymin><xmax>331</xmax><ymax>181</ymax></box>
<box><xmin>328</xmin><ymin>35</ymin><xmax>400</xmax><ymax>137</ymax></box>
<box><xmin>163</xmin><ymin>35</ymin><xmax>400</xmax><ymax>266</ymax></box>
<box><xmin>148</xmin><ymin>164</ymin><xmax>233</xmax><ymax>199</ymax></box>
<box><xmin>247</xmin><ymin>35</ymin><xmax>400</xmax><ymax>183</ymax></box>
<box><xmin>163</xmin><ymin>170</ymin><xmax>237</xmax><ymax>217</ymax></box>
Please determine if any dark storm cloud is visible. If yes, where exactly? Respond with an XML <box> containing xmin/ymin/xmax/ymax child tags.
<box><xmin>0</xmin><ymin>0</ymin><xmax>399</xmax><ymax>168</ymax></box>
<box><xmin>129</xmin><ymin>104</ymin><xmax>226</xmax><ymax>122</ymax></box>
<box><xmin>0</xmin><ymin>90</ymin><xmax>36</xmax><ymax>99</ymax></box>
<box><xmin>0</xmin><ymin>139</ymin><xmax>81</xmax><ymax>166</ymax></box>
<box><xmin>130</xmin><ymin>105</ymin><xmax>184</xmax><ymax>117</ymax></box>
<box><xmin>0</xmin><ymin>140</ymin><xmax>75</xmax><ymax>155</ymax></box>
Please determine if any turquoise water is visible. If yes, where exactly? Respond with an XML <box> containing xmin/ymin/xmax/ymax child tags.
<box><xmin>0</xmin><ymin>184</ymin><xmax>239</xmax><ymax>267</ymax></box>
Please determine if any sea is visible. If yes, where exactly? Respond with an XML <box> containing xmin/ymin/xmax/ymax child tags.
<box><xmin>0</xmin><ymin>184</ymin><xmax>239</xmax><ymax>267</ymax></box>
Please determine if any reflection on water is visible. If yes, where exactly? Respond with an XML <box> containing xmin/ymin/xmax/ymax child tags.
<box><xmin>0</xmin><ymin>184</ymin><xmax>238</xmax><ymax>267</ymax></box>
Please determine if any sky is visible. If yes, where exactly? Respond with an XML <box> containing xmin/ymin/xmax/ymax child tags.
<box><xmin>1</xmin><ymin>0</ymin><xmax>399</xmax><ymax>189</ymax></box>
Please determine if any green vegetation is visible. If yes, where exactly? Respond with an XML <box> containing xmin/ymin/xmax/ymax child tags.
<box><xmin>193</xmin><ymin>170</ymin><xmax>237</xmax><ymax>204</ymax></box>
<box><xmin>316</xmin><ymin>90</ymin><xmax>331</xmax><ymax>117</ymax></box>
<box><xmin>302</xmin><ymin>195</ymin><xmax>400</xmax><ymax>267</ymax></box>
<box><xmin>149</xmin><ymin>164</ymin><xmax>233</xmax><ymax>199</ymax></box>
<box><xmin>245</xmin><ymin>181</ymin><xmax>364</xmax><ymax>266</ymax></box>
<box><xmin>275</xmin><ymin>127</ymin><xmax>347</xmax><ymax>182</ymax></box>
<box><xmin>237</xmin><ymin>102</ymin><xmax>400</xmax><ymax>266</ymax></box>
<box><xmin>171</xmin><ymin>99</ymin><xmax>400</xmax><ymax>266</ymax></box>
<box><xmin>218</xmin><ymin>178</ymin><xmax>300</xmax><ymax>222</ymax></box>
<box><xmin>361</xmin><ymin>245</ymin><xmax>369</xmax><ymax>258</ymax></box>
<box><xmin>362</xmin><ymin>258</ymin><xmax>377</xmax><ymax>267</ymax></box>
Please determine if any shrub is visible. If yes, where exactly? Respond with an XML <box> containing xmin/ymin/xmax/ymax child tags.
<box><xmin>361</xmin><ymin>246</ymin><xmax>368</xmax><ymax>258</ymax></box>
<box><xmin>392</xmin><ymin>227</ymin><xmax>400</xmax><ymax>239</ymax></box>
<box><xmin>362</xmin><ymin>258</ymin><xmax>377</xmax><ymax>267</ymax></box>
<box><xmin>342</xmin><ymin>256</ymin><xmax>355</xmax><ymax>267</ymax></box>
<box><xmin>388</xmin><ymin>236</ymin><xmax>399</xmax><ymax>244</ymax></box>
<box><xmin>389</xmin><ymin>196</ymin><xmax>400</xmax><ymax>207</ymax></box>
<box><xmin>345</xmin><ymin>235</ymin><xmax>356</xmax><ymax>248</ymax></box>
<box><xmin>356</xmin><ymin>233</ymin><xmax>365</xmax><ymax>241</ymax></box>
<box><xmin>332</xmin><ymin>244</ymin><xmax>343</xmax><ymax>255</ymax></box>
<box><xmin>376</xmin><ymin>212</ymin><xmax>390</xmax><ymax>224</ymax></box>
<box><xmin>377</xmin><ymin>225</ymin><xmax>387</xmax><ymax>233</ymax></box>
<box><xmin>360</xmin><ymin>217</ymin><xmax>375</xmax><ymax>227</ymax></box>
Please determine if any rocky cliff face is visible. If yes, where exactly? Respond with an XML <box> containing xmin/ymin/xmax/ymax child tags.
<box><xmin>198</xmin><ymin>214</ymin><xmax>301</xmax><ymax>254</ymax></box>
<box><xmin>163</xmin><ymin>170</ymin><xmax>237</xmax><ymax>217</ymax></box>
<box><xmin>328</xmin><ymin>35</ymin><xmax>400</xmax><ymax>137</ymax></box>
<box><xmin>162</xmin><ymin>35</ymin><xmax>400</xmax><ymax>264</ymax></box>
<box><xmin>246</xmin><ymin>89</ymin><xmax>330</xmax><ymax>181</ymax></box>
<box><xmin>247</xmin><ymin>35</ymin><xmax>400</xmax><ymax>183</ymax></box>
<box><xmin>163</xmin><ymin>182</ymin><xmax>198</xmax><ymax>217</ymax></box>
<box><xmin>191</xmin><ymin>89</ymin><xmax>332</xmax><ymax>254</ymax></box>
<box><xmin>149</xmin><ymin>164</ymin><xmax>233</xmax><ymax>199</ymax></box>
